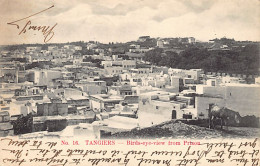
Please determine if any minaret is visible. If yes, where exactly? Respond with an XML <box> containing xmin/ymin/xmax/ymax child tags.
<box><xmin>15</xmin><ymin>68</ymin><xmax>19</xmax><ymax>83</ymax></box>
<box><xmin>14</xmin><ymin>62</ymin><xmax>19</xmax><ymax>83</ymax></box>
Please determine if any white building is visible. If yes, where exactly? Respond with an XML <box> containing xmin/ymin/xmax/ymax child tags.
<box><xmin>34</xmin><ymin>69</ymin><xmax>62</xmax><ymax>86</ymax></box>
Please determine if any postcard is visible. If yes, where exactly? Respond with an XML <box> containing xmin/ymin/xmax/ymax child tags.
<box><xmin>0</xmin><ymin>0</ymin><xmax>259</xmax><ymax>165</ymax></box>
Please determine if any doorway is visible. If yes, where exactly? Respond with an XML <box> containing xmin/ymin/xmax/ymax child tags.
<box><xmin>172</xmin><ymin>110</ymin><xmax>177</xmax><ymax>119</ymax></box>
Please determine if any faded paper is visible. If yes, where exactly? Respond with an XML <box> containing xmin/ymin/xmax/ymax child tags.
<box><xmin>0</xmin><ymin>137</ymin><xmax>259</xmax><ymax>166</ymax></box>
<box><xmin>0</xmin><ymin>0</ymin><xmax>259</xmax><ymax>166</ymax></box>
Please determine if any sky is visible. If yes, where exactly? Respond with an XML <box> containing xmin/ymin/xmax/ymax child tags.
<box><xmin>0</xmin><ymin>0</ymin><xmax>259</xmax><ymax>45</ymax></box>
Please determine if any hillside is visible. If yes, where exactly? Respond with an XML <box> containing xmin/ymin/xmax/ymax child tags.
<box><xmin>109</xmin><ymin>120</ymin><xmax>260</xmax><ymax>139</ymax></box>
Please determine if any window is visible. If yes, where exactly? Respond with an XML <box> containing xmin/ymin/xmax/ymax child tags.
<box><xmin>199</xmin><ymin>112</ymin><xmax>204</xmax><ymax>116</ymax></box>
<box><xmin>3</xmin><ymin>116</ymin><xmax>9</xmax><ymax>122</ymax></box>
<box><xmin>142</xmin><ymin>99</ymin><xmax>146</xmax><ymax>105</ymax></box>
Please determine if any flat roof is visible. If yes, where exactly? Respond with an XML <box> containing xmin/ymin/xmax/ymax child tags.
<box><xmin>90</xmin><ymin>94</ymin><xmax>123</xmax><ymax>102</ymax></box>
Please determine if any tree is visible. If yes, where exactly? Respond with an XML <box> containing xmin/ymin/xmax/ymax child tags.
<box><xmin>143</xmin><ymin>48</ymin><xmax>163</xmax><ymax>65</ymax></box>
<box><xmin>158</xmin><ymin>51</ymin><xmax>179</xmax><ymax>67</ymax></box>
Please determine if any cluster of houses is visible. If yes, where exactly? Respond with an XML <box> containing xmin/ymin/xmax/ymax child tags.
<box><xmin>0</xmin><ymin>37</ymin><xmax>259</xmax><ymax>138</ymax></box>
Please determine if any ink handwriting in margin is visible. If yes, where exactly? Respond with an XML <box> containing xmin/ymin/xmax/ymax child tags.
<box><xmin>7</xmin><ymin>5</ymin><xmax>57</xmax><ymax>43</ymax></box>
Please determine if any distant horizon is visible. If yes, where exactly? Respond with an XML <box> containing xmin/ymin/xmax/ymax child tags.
<box><xmin>0</xmin><ymin>36</ymin><xmax>259</xmax><ymax>47</ymax></box>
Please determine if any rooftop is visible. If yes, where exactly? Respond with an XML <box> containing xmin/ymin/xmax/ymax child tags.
<box><xmin>90</xmin><ymin>94</ymin><xmax>123</xmax><ymax>102</ymax></box>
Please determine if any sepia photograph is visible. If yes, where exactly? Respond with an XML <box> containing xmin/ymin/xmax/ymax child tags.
<box><xmin>0</xmin><ymin>0</ymin><xmax>259</xmax><ymax>165</ymax></box>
